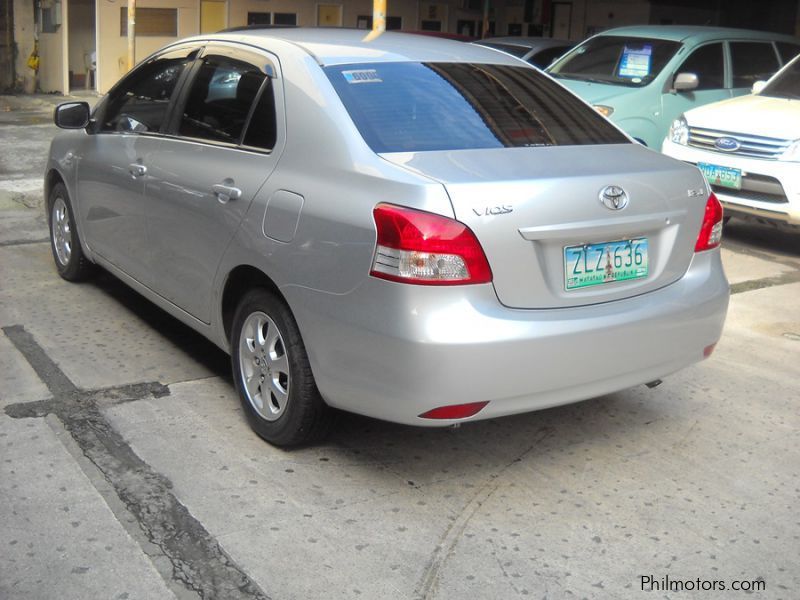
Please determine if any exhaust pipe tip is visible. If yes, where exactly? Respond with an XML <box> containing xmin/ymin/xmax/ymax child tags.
<box><xmin>645</xmin><ymin>379</ymin><xmax>663</xmax><ymax>389</ymax></box>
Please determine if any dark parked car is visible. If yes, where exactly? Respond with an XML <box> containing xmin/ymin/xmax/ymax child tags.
<box><xmin>474</xmin><ymin>36</ymin><xmax>574</xmax><ymax>68</ymax></box>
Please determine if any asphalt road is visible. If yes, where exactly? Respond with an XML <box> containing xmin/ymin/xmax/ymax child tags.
<box><xmin>1</xmin><ymin>95</ymin><xmax>799</xmax><ymax>600</ymax></box>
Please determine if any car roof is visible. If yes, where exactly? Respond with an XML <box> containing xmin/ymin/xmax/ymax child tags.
<box><xmin>478</xmin><ymin>37</ymin><xmax>573</xmax><ymax>50</ymax></box>
<box><xmin>186</xmin><ymin>28</ymin><xmax>521</xmax><ymax>66</ymax></box>
<box><xmin>594</xmin><ymin>25</ymin><xmax>800</xmax><ymax>44</ymax></box>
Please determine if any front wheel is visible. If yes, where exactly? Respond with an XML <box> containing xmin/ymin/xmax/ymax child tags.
<box><xmin>231</xmin><ymin>289</ymin><xmax>333</xmax><ymax>446</ymax></box>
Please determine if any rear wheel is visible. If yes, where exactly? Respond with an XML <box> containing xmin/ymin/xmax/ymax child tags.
<box><xmin>48</xmin><ymin>182</ymin><xmax>93</xmax><ymax>281</ymax></box>
<box><xmin>231</xmin><ymin>289</ymin><xmax>333</xmax><ymax>446</ymax></box>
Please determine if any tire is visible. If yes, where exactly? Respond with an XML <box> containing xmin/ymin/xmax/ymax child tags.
<box><xmin>231</xmin><ymin>288</ymin><xmax>333</xmax><ymax>447</ymax></box>
<box><xmin>48</xmin><ymin>182</ymin><xmax>94</xmax><ymax>281</ymax></box>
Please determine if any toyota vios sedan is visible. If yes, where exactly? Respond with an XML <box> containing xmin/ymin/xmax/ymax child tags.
<box><xmin>664</xmin><ymin>54</ymin><xmax>800</xmax><ymax>228</ymax></box>
<box><xmin>46</xmin><ymin>29</ymin><xmax>729</xmax><ymax>446</ymax></box>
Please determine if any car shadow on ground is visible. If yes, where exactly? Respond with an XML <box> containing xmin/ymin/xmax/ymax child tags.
<box><xmin>85</xmin><ymin>265</ymin><xmax>676</xmax><ymax>463</ymax></box>
<box><xmin>723</xmin><ymin>220</ymin><xmax>800</xmax><ymax>258</ymax></box>
<box><xmin>89</xmin><ymin>269</ymin><xmax>232</xmax><ymax>380</ymax></box>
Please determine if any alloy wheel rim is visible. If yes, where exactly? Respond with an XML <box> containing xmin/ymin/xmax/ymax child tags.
<box><xmin>238</xmin><ymin>311</ymin><xmax>290</xmax><ymax>421</ymax></box>
<box><xmin>51</xmin><ymin>197</ymin><xmax>72</xmax><ymax>267</ymax></box>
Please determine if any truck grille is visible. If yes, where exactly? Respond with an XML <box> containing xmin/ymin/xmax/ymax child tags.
<box><xmin>688</xmin><ymin>127</ymin><xmax>791</xmax><ymax>160</ymax></box>
<box><xmin>711</xmin><ymin>173</ymin><xmax>788</xmax><ymax>204</ymax></box>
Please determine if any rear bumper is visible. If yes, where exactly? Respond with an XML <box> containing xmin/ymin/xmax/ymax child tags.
<box><xmin>286</xmin><ymin>250</ymin><xmax>729</xmax><ymax>426</ymax></box>
<box><xmin>662</xmin><ymin>140</ymin><xmax>800</xmax><ymax>226</ymax></box>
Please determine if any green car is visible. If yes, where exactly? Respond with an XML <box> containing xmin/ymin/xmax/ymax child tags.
<box><xmin>548</xmin><ymin>26</ymin><xmax>800</xmax><ymax>149</ymax></box>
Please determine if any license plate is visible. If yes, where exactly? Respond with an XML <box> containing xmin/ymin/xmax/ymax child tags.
<box><xmin>697</xmin><ymin>162</ymin><xmax>742</xmax><ymax>190</ymax></box>
<box><xmin>564</xmin><ymin>238</ymin><xmax>649</xmax><ymax>290</ymax></box>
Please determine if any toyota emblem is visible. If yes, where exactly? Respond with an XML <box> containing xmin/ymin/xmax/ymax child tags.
<box><xmin>599</xmin><ymin>185</ymin><xmax>629</xmax><ymax>211</ymax></box>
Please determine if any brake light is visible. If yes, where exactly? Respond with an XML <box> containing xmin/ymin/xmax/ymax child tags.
<box><xmin>371</xmin><ymin>203</ymin><xmax>492</xmax><ymax>285</ymax></box>
<box><xmin>695</xmin><ymin>192</ymin><xmax>724</xmax><ymax>252</ymax></box>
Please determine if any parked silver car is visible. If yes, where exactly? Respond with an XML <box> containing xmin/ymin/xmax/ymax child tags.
<box><xmin>47</xmin><ymin>29</ymin><xmax>729</xmax><ymax>446</ymax></box>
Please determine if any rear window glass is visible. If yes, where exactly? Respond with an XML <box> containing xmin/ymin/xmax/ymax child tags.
<box><xmin>325</xmin><ymin>62</ymin><xmax>628</xmax><ymax>153</ymax></box>
<box><xmin>548</xmin><ymin>36</ymin><xmax>680</xmax><ymax>87</ymax></box>
<box><xmin>529</xmin><ymin>46</ymin><xmax>572</xmax><ymax>69</ymax></box>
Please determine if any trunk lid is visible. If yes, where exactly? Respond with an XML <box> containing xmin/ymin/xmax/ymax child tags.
<box><xmin>382</xmin><ymin>144</ymin><xmax>709</xmax><ymax>309</ymax></box>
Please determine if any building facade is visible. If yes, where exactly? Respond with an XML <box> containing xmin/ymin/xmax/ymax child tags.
<box><xmin>5</xmin><ymin>0</ymin><xmax>800</xmax><ymax>95</ymax></box>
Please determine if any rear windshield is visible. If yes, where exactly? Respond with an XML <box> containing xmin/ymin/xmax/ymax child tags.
<box><xmin>548</xmin><ymin>36</ymin><xmax>681</xmax><ymax>87</ymax></box>
<box><xmin>324</xmin><ymin>62</ymin><xmax>629</xmax><ymax>153</ymax></box>
<box><xmin>761</xmin><ymin>57</ymin><xmax>800</xmax><ymax>100</ymax></box>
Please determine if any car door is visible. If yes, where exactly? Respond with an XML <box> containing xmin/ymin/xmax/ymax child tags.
<box><xmin>76</xmin><ymin>45</ymin><xmax>197</xmax><ymax>282</ymax></box>
<box><xmin>660</xmin><ymin>42</ymin><xmax>730</xmax><ymax>140</ymax></box>
<box><xmin>143</xmin><ymin>43</ymin><xmax>285</xmax><ymax>323</ymax></box>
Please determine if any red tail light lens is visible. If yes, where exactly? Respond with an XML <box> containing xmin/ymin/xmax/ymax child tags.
<box><xmin>371</xmin><ymin>203</ymin><xmax>492</xmax><ymax>285</ymax></box>
<box><xmin>695</xmin><ymin>192</ymin><xmax>724</xmax><ymax>252</ymax></box>
<box><xmin>419</xmin><ymin>401</ymin><xmax>489</xmax><ymax>420</ymax></box>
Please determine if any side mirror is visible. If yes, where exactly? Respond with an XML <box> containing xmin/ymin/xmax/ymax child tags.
<box><xmin>752</xmin><ymin>80</ymin><xmax>767</xmax><ymax>94</ymax></box>
<box><xmin>673</xmin><ymin>72</ymin><xmax>699</xmax><ymax>92</ymax></box>
<box><xmin>54</xmin><ymin>102</ymin><xmax>90</xmax><ymax>129</ymax></box>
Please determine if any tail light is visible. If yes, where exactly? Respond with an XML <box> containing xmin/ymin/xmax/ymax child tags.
<box><xmin>695</xmin><ymin>192</ymin><xmax>724</xmax><ymax>252</ymax></box>
<box><xmin>370</xmin><ymin>203</ymin><xmax>492</xmax><ymax>285</ymax></box>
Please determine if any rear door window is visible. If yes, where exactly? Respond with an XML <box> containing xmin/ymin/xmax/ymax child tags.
<box><xmin>178</xmin><ymin>53</ymin><xmax>270</xmax><ymax>145</ymax></box>
<box><xmin>730</xmin><ymin>42</ymin><xmax>780</xmax><ymax>88</ymax></box>
<box><xmin>326</xmin><ymin>62</ymin><xmax>629</xmax><ymax>153</ymax></box>
<box><xmin>676</xmin><ymin>43</ymin><xmax>724</xmax><ymax>90</ymax></box>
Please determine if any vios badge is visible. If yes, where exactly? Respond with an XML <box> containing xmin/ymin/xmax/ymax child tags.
<box><xmin>599</xmin><ymin>185</ymin><xmax>629</xmax><ymax>211</ymax></box>
<box><xmin>714</xmin><ymin>137</ymin><xmax>741</xmax><ymax>152</ymax></box>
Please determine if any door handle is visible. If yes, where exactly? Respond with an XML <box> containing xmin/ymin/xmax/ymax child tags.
<box><xmin>128</xmin><ymin>163</ymin><xmax>147</xmax><ymax>178</ymax></box>
<box><xmin>213</xmin><ymin>183</ymin><xmax>242</xmax><ymax>204</ymax></box>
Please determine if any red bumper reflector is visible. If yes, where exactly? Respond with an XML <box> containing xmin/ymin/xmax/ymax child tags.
<box><xmin>703</xmin><ymin>343</ymin><xmax>717</xmax><ymax>358</ymax></box>
<box><xmin>419</xmin><ymin>401</ymin><xmax>489</xmax><ymax>420</ymax></box>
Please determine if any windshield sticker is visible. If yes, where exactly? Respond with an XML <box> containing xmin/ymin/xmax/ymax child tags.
<box><xmin>342</xmin><ymin>69</ymin><xmax>383</xmax><ymax>84</ymax></box>
<box><xmin>618</xmin><ymin>45</ymin><xmax>652</xmax><ymax>79</ymax></box>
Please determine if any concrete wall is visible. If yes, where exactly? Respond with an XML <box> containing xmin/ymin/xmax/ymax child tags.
<box><xmin>649</xmin><ymin>4</ymin><xmax>717</xmax><ymax>26</ymax></box>
<box><xmin>12</xmin><ymin>0</ymin><xmax>35</xmax><ymax>92</ymax></box>
<box><xmin>67</xmin><ymin>0</ymin><xmax>94</xmax><ymax>83</ymax></box>
<box><xmin>97</xmin><ymin>0</ymin><xmax>198</xmax><ymax>93</ymax></box>
<box><xmin>38</xmin><ymin>1</ymin><xmax>68</xmax><ymax>94</ymax></box>
<box><xmin>228</xmin><ymin>1</ymin><xmax>420</xmax><ymax>29</ymax></box>
<box><xmin>581</xmin><ymin>0</ymin><xmax>651</xmax><ymax>37</ymax></box>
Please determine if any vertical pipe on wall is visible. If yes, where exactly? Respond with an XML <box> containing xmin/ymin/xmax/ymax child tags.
<box><xmin>127</xmin><ymin>0</ymin><xmax>135</xmax><ymax>71</ymax></box>
<box><xmin>363</xmin><ymin>0</ymin><xmax>386</xmax><ymax>41</ymax></box>
<box><xmin>373</xmin><ymin>0</ymin><xmax>386</xmax><ymax>33</ymax></box>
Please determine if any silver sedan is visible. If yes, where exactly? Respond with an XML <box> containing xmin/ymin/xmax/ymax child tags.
<box><xmin>45</xmin><ymin>29</ymin><xmax>729</xmax><ymax>446</ymax></box>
